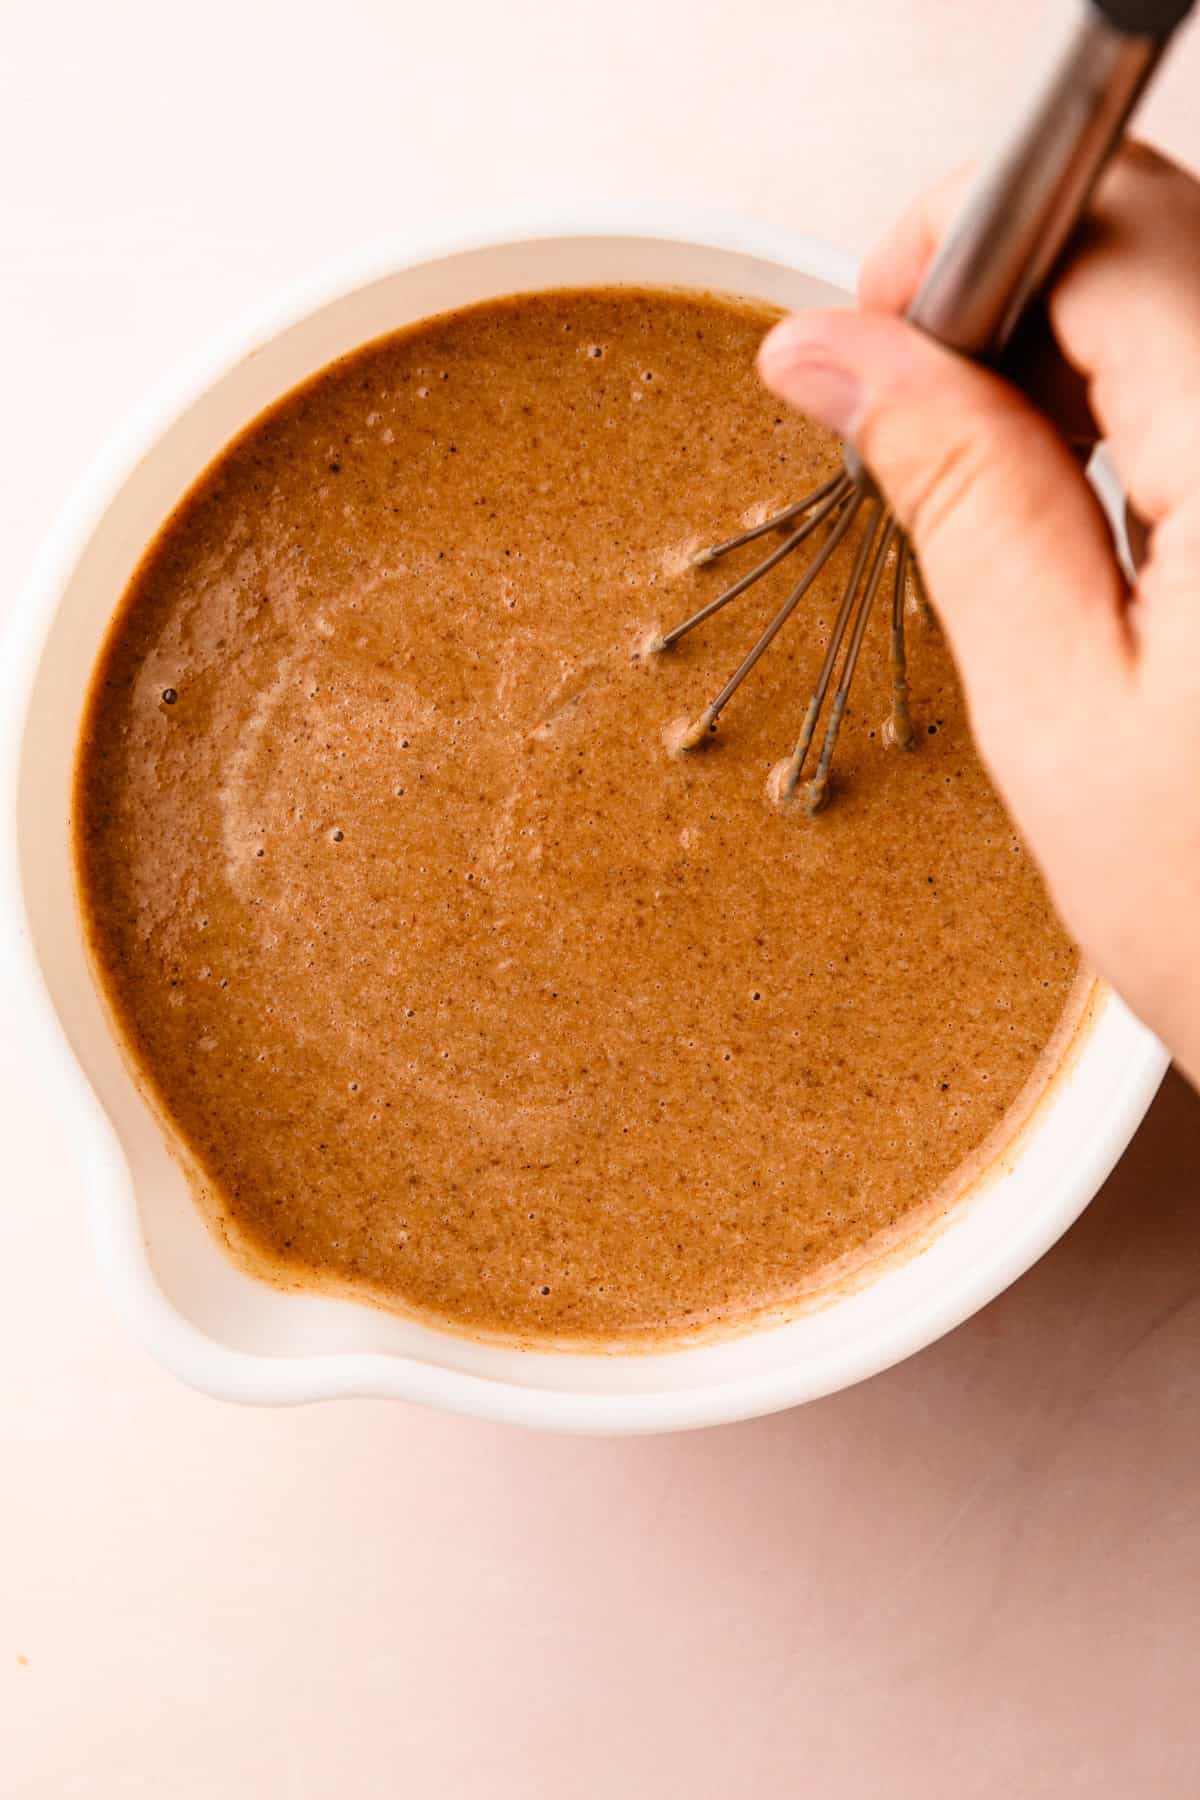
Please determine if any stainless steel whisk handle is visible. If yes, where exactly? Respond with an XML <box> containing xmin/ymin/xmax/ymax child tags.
<box><xmin>908</xmin><ymin>0</ymin><xmax>1194</xmax><ymax>361</ymax></box>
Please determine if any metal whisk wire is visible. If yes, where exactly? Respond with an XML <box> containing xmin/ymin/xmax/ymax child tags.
<box><xmin>654</xmin><ymin>472</ymin><xmax>910</xmax><ymax>812</ymax></box>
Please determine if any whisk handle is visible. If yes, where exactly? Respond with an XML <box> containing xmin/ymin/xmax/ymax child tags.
<box><xmin>905</xmin><ymin>0</ymin><xmax>1193</xmax><ymax>360</ymax></box>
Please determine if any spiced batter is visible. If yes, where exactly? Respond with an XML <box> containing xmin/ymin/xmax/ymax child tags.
<box><xmin>74</xmin><ymin>289</ymin><xmax>1084</xmax><ymax>1343</ymax></box>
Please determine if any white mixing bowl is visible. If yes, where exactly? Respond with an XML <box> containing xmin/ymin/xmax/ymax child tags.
<box><xmin>0</xmin><ymin>211</ymin><xmax>1169</xmax><ymax>1432</ymax></box>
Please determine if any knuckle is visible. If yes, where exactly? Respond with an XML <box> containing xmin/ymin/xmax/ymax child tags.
<box><xmin>860</xmin><ymin>411</ymin><xmax>991</xmax><ymax>557</ymax></box>
<box><xmin>1117</xmin><ymin>139</ymin><xmax>1180</xmax><ymax>182</ymax></box>
<box><xmin>905</xmin><ymin>432</ymin><xmax>989</xmax><ymax>552</ymax></box>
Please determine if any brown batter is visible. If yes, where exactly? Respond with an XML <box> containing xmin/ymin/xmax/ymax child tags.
<box><xmin>73</xmin><ymin>288</ymin><xmax>1084</xmax><ymax>1344</ymax></box>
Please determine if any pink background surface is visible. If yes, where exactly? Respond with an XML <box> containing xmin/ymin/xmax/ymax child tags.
<box><xmin>3</xmin><ymin>2</ymin><xmax>1200</xmax><ymax>1793</ymax></box>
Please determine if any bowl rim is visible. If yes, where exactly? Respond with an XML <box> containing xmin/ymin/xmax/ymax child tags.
<box><xmin>0</xmin><ymin>204</ymin><xmax>1170</xmax><ymax>1432</ymax></box>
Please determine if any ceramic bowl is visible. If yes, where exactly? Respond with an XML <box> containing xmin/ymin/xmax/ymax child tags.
<box><xmin>0</xmin><ymin>212</ymin><xmax>1168</xmax><ymax>1431</ymax></box>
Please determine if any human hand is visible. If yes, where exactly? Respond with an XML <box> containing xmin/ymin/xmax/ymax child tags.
<box><xmin>758</xmin><ymin>144</ymin><xmax>1200</xmax><ymax>1090</ymax></box>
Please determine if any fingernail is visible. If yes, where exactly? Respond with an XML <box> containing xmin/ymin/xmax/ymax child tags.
<box><xmin>758</xmin><ymin>323</ymin><xmax>865</xmax><ymax>439</ymax></box>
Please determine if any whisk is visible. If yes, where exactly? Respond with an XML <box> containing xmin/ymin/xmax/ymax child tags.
<box><xmin>654</xmin><ymin>0</ymin><xmax>1194</xmax><ymax>812</ymax></box>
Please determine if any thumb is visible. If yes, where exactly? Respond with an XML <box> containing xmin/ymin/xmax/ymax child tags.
<box><xmin>757</xmin><ymin>310</ymin><xmax>1130</xmax><ymax>763</ymax></box>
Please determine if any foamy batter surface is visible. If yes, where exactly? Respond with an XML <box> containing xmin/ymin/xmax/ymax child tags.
<box><xmin>74</xmin><ymin>289</ymin><xmax>1082</xmax><ymax>1342</ymax></box>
